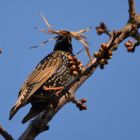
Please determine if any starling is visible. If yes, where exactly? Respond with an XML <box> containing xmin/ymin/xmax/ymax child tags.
<box><xmin>9</xmin><ymin>14</ymin><xmax>92</xmax><ymax>123</ymax></box>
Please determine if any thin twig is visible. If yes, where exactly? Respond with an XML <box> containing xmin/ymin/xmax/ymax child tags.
<box><xmin>0</xmin><ymin>48</ymin><xmax>2</xmax><ymax>54</ymax></box>
<box><xmin>128</xmin><ymin>0</ymin><xmax>136</xmax><ymax>21</ymax></box>
<box><xmin>0</xmin><ymin>124</ymin><xmax>14</xmax><ymax>140</ymax></box>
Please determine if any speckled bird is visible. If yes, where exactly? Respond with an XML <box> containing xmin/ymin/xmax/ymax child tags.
<box><xmin>9</xmin><ymin>14</ymin><xmax>92</xmax><ymax>123</ymax></box>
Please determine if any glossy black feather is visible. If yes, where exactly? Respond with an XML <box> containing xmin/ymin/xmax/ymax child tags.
<box><xmin>9</xmin><ymin>36</ymin><xmax>82</xmax><ymax>122</ymax></box>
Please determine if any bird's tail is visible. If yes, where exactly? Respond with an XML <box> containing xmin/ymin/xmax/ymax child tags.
<box><xmin>9</xmin><ymin>104</ymin><xmax>20</xmax><ymax>120</ymax></box>
<box><xmin>22</xmin><ymin>102</ymin><xmax>47</xmax><ymax>124</ymax></box>
<box><xmin>9</xmin><ymin>92</ymin><xmax>26</xmax><ymax>120</ymax></box>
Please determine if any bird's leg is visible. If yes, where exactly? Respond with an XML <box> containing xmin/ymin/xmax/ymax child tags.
<box><xmin>70</xmin><ymin>95</ymin><xmax>87</xmax><ymax>111</ymax></box>
<box><xmin>54</xmin><ymin>89</ymin><xmax>64</xmax><ymax>96</ymax></box>
<box><xmin>42</xmin><ymin>86</ymin><xmax>63</xmax><ymax>91</ymax></box>
<box><xmin>42</xmin><ymin>86</ymin><xmax>64</xmax><ymax>96</ymax></box>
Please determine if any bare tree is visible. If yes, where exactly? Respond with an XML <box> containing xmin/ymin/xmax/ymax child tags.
<box><xmin>0</xmin><ymin>0</ymin><xmax>140</xmax><ymax>139</ymax></box>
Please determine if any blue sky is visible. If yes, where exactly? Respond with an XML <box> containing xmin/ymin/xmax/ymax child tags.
<box><xmin>0</xmin><ymin>0</ymin><xmax>140</xmax><ymax>139</ymax></box>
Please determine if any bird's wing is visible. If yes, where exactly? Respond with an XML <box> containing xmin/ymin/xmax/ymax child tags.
<box><xmin>23</xmin><ymin>54</ymin><xmax>63</xmax><ymax>98</ymax></box>
<box><xmin>9</xmin><ymin>53</ymin><xmax>63</xmax><ymax>120</ymax></box>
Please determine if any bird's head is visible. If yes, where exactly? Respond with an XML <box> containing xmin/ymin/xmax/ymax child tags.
<box><xmin>54</xmin><ymin>33</ymin><xmax>72</xmax><ymax>53</ymax></box>
<box><xmin>32</xmin><ymin>13</ymin><xmax>92</xmax><ymax>60</ymax></box>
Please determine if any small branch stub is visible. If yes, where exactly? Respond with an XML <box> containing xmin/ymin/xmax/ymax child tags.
<box><xmin>0</xmin><ymin>48</ymin><xmax>2</xmax><ymax>54</ymax></box>
<box><xmin>0</xmin><ymin>124</ymin><xmax>14</xmax><ymax>140</ymax></box>
<box><xmin>128</xmin><ymin>0</ymin><xmax>136</xmax><ymax>21</ymax></box>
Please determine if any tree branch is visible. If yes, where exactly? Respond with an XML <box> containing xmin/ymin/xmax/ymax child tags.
<box><xmin>18</xmin><ymin>0</ymin><xmax>140</xmax><ymax>139</ymax></box>
<box><xmin>0</xmin><ymin>124</ymin><xmax>14</xmax><ymax>140</ymax></box>
<box><xmin>128</xmin><ymin>0</ymin><xmax>136</xmax><ymax>21</ymax></box>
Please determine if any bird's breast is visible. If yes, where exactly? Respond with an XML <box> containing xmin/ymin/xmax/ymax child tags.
<box><xmin>34</xmin><ymin>51</ymin><xmax>83</xmax><ymax>97</ymax></box>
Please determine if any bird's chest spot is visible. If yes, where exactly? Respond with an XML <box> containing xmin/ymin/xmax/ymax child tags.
<box><xmin>39</xmin><ymin>52</ymin><xmax>83</xmax><ymax>96</ymax></box>
<box><xmin>46</xmin><ymin>54</ymin><xmax>83</xmax><ymax>87</ymax></box>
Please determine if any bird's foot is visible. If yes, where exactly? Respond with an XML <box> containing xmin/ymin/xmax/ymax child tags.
<box><xmin>54</xmin><ymin>88</ymin><xmax>64</xmax><ymax>96</ymax></box>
